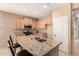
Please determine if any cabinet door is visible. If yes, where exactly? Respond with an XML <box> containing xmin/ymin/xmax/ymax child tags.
<box><xmin>32</xmin><ymin>20</ymin><xmax>38</xmax><ymax>29</ymax></box>
<box><xmin>16</xmin><ymin>19</ymin><xmax>24</xmax><ymax>29</ymax></box>
<box><xmin>24</xmin><ymin>18</ymin><xmax>32</xmax><ymax>25</ymax></box>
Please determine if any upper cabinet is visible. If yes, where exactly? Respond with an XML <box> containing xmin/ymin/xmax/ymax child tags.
<box><xmin>24</xmin><ymin>18</ymin><xmax>32</xmax><ymax>25</ymax></box>
<box><xmin>38</xmin><ymin>15</ymin><xmax>52</xmax><ymax>29</ymax></box>
<box><xmin>32</xmin><ymin>20</ymin><xmax>38</xmax><ymax>29</ymax></box>
<box><xmin>24</xmin><ymin>18</ymin><xmax>38</xmax><ymax>29</ymax></box>
<box><xmin>16</xmin><ymin>17</ymin><xmax>38</xmax><ymax>29</ymax></box>
<box><xmin>16</xmin><ymin>18</ymin><xmax>24</xmax><ymax>29</ymax></box>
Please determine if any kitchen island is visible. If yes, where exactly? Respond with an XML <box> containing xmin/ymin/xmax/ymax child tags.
<box><xmin>16</xmin><ymin>35</ymin><xmax>62</xmax><ymax>56</ymax></box>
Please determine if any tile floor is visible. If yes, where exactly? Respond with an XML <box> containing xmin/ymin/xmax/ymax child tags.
<box><xmin>72</xmin><ymin>39</ymin><xmax>79</xmax><ymax>56</ymax></box>
<box><xmin>0</xmin><ymin>48</ymin><xmax>12</xmax><ymax>56</ymax></box>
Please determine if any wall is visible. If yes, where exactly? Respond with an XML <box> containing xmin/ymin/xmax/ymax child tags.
<box><xmin>0</xmin><ymin>11</ymin><xmax>24</xmax><ymax>48</ymax></box>
<box><xmin>52</xmin><ymin>3</ymin><xmax>72</xmax><ymax>55</ymax></box>
<box><xmin>72</xmin><ymin>3</ymin><xmax>79</xmax><ymax>10</ymax></box>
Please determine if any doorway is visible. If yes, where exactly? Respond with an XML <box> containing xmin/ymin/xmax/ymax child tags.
<box><xmin>72</xmin><ymin>9</ymin><xmax>79</xmax><ymax>55</ymax></box>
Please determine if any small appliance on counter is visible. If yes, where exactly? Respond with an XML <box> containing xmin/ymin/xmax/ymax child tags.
<box><xmin>23</xmin><ymin>25</ymin><xmax>33</xmax><ymax>35</ymax></box>
<box><xmin>35</xmin><ymin>37</ymin><xmax>47</xmax><ymax>42</ymax></box>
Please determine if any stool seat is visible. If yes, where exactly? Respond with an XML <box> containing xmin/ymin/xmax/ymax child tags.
<box><xmin>13</xmin><ymin>43</ymin><xmax>21</xmax><ymax>48</ymax></box>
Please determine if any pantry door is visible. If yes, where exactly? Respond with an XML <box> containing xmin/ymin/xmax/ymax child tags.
<box><xmin>52</xmin><ymin>16</ymin><xmax>69</xmax><ymax>55</ymax></box>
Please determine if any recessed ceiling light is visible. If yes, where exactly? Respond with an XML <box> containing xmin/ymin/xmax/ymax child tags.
<box><xmin>43</xmin><ymin>5</ymin><xmax>47</xmax><ymax>8</ymax></box>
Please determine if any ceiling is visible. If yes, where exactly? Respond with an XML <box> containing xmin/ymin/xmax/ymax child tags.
<box><xmin>0</xmin><ymin>3</ymin><xmax>63</xmax><ymax>18</ymax></box>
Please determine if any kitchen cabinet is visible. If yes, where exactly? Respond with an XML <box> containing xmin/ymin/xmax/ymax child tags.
<box><xmin>32</xmin><ymin>20</ymin><xmax>38</xmax><ymax>29</ymax></box>
<box><xmin>16</xmin><ymin>18</ymin><xmax>38</xmax><ymax>29</ymax></box>
<box><xmin>16</xmin><ymin>18</ymin><xmax>24</xmax><ymax>29</ymax></box>
<box><xmin>24</xmin><ymin>18</ymin><xmax>32</xmax><ymax>25</ymax></box>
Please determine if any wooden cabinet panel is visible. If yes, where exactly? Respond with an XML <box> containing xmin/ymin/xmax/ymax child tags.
<box><xmin>24</xmin><ymin>18</ymin><xmax>32</xmax><ymax>25</ymax></box>
<box><xmin>16</xmin><ymin>18</ymin><xmax>24</xmax><ymax>29</ymax></box>
<box><xmin>20</xmin><ymin>19</ymin><xmax>24</xmax><ymax>28</ymax></box>
<box><xmin>16</xmin><ymin>18</ymin><xmax>38</xmax><ymax>29</ymax></box>
<box><xmin>32</xmin><ymin>20</ymin><xmax>38</xmax><ymax>29</ymax></box>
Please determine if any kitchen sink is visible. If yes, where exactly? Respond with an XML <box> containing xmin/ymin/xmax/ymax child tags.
<box><xmin>35</xmin><ymin>37</ymin><xmax>46</xmax><ymax>42</ymax></box>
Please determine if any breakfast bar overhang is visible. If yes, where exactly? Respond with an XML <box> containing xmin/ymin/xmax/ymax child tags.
<box><xmin>16</xmin><ymin>36</ymin><xmax>62</xmax><ymax>56</ymax></box>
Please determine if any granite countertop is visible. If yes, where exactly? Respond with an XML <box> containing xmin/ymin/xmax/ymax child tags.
<box><xmin>16</xmin><ymin>35</ymin><xmax>61</xmax><ymax>56</ymax></box>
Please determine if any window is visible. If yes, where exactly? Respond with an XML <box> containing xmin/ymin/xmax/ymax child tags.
<box><xmin>0</xmin><ymin>16</ymin><xmax>2</xmax><ymax>32</ymax></box>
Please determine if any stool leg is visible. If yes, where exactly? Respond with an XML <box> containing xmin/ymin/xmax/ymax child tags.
<box><xmin>14</xmin><ymin>48</ymin><xmax>16</xmax><ymax>55</ymax></box>
<box><xmin>20</xmin><ymin>47</ymin><xmax>23</xmax><ymax>51</ymax></box>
